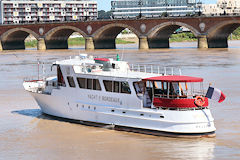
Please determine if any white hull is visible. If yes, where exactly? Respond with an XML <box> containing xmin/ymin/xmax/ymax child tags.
<box><xmin>31</xmin><ymin>92</ymin><xmax>216</xmax><ymax>136</ymax></box>
<box><xmin>23</xmin><ymin>55</ymin><xmax>219</xmax><ymax>137</ymax></box>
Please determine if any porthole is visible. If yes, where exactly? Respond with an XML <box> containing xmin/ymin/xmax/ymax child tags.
<box><xmin>140</xmin><ymin>113</ymin><xmax>144</xmax><ymax>116</ymax></box>
<box><xmin>160</xmin><ymin>115</ymin><xmax>164</xmax><ymax>118</ymax></box>
<box><xmin>111</xmin><ymin>109</ymin><xmax>115</xmax><ymax>112</ymax></box>
<box><xmin>122</xmin><ymin>111</ymin><xmax>126</xmax><ymax>114</ymax></box>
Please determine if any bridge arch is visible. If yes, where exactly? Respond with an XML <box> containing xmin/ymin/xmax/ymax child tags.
<box><xmin>92</xmin><ymin>23</ymin><xmax>141</xmax><ymax>49</ymax></box>
<box><xmin>207</xmin><ymin>20</ymin><xmax>240</xmax><ymax>48</ymax></box>
<box><xmin>44</xmin><ymin>26</ymin><xmax>87</xmax><ymax>49</ymax></box>
<box><xmin>1</xmin><ymin>28</ymin><xmax>40</xmax><ymax>50</ymax></box>
<box><xmin>147</xmin><ymin>22</ymin><xmax>200</xmax><ymax>48</ymax></box>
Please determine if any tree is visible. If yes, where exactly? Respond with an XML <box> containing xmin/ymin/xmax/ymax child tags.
<box><xmin>98</xmin><ymin>10</ymin><xmax>112</xmax><ymax>19</ymax></box>
<box><xmin>161</xmin><ymin>12</ymin><xmax>168</xmax><ymax>17</ymax></box>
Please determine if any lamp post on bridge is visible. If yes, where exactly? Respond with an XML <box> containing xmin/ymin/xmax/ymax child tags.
<box><xmin>138</xmin><ymin>0</ymin><xmax>143</xmax><ymax>19</ymax></box>
<box><xmin>197</xmin><ymin>1</ymin><xmax>202</xmax><ymax>16</ymax></box>
<box><xmin>221</xmin><ymin>1</ymin><xmax>227</xmax><ymax>15</ymax></box>
<box><xmin>165</xmin><ymin>0</ymin><xmax>168</xmax><ymax>16</ymax></box>
<box><xmin>84</xmin><ymin>9</ymin><xmax>89</xmax><ymax>21</ymax></box>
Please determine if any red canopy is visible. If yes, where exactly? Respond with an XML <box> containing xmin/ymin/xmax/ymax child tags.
<box><xmin>143</xmin><ymin>75</ymin><xmax>203</xmax><ymax>82</ymax></box>
<box><xmin>94</xmin><ymin>58</ymin><xmax>110</xmax><ymax>61</ymax></box>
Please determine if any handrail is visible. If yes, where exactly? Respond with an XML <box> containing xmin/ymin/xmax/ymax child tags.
<box><xmin>130</xmin><ymin>64</ymin><xmax>181</xmax><ymax>75</ymax></box>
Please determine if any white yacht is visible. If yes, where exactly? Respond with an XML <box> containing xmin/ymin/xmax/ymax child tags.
<box><xmin>23</xmin><ymin>54</ymin><xmax>216</xmax><ymax>137</ymax></box>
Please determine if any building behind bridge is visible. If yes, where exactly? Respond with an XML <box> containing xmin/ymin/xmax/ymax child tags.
<box><xmin>111</xmin><ymin>0</ymin><xmax>199</xmax><ymax>18</ymax></box>
<box><xmin>0</xmin><ymin>0</ymin><xmax>97</xmax><ymax>24</ymax></box>
<box><xmin>202</xmin><ymin>0</ymin><xmax>240</xmax><ymax>16</ymax></box>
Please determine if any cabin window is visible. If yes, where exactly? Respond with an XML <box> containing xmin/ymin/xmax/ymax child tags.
<box><xmin>57</xmin><ymin>65</ymin><xmax>66</xmax><ymax>87</ymax></box>
<box><xmin>146</xmin><ymin>81</ymin><xmax>153</xmax><ymax>88</ymax></box>
<box><xmin>104</xmin><ymin>80</ymin><xmax>131</xmax><ymax>94</ymax></box>
<box><xmin>77</xmin><ymin>78</ymin><xmax>101</xmax><ymax>91</ymax></box>
<box><xmin>77</xmin><ymin>77</ymin><xmax>86</xmax><ymax>88</ymax></box>
<box><xmin>93</xmin><ymin>79</ymin><xmax>101</xmax><ymax>90</ymax></box>
<box><xmin>121</xmin><ymin>82</ymin><xmax>131</xmax><ymax>94</ymax></box>
<box><xmin>153</xmin><ymin>81</ymin><xmax>163</xmax><ymax>94</ymax></box>
<box><xmin>114</xmin><ymin>81</ymin><xmax>120</xmax><ymax>93</ymax></box>
<box><xmin>103</xmin><ymin>80</ymin><xmax>112</xmax><ymax>92</ymax></box>
<box><xmin>67</xmin><ymin>76</ymin><xmax>76</xmax><ymax>88</ymax></box>
<box><xmin>133</xmin><ymin>82</ymin><xmax>145</xmax><ymax>95</ymax></box>
<box><xmin>112</xmin><ymin>63</ymin><xmax>116</xmax><ymax>69</ymax></box>
<box><xmin>152</xmin><ymin>81</ymin><xmax>192</xmax><ymax>98</ymax></box>
<box><xmin>87</xmin><ymin>79</ymin><xmax>93</xmax><ymax>89</ymax></box>
<box><xmin>153</xmin><ymin>81</ymin><xmax>168</xmax><ymax>96</ymax></box>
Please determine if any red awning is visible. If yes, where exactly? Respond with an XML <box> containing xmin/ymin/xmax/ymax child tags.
<box><xmin>143</xmin><ymin>75</ymin><xmax>203</xmax><ymax>82</ymax></box>
<box><xmin>94</xmin><ymin>58</ymin><xmax>110</xmax><ymax>61</ymax></box>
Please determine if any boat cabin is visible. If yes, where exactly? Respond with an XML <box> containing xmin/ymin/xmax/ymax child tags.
<box><xmin>48</xmin><ymin>55</ymin><xmax>208</xmax><ymax>110</ymax></box>
<box><xmin>137</xmin><ymin>75</ymin><xmax>208</xmax><ymax>109</ymax></box>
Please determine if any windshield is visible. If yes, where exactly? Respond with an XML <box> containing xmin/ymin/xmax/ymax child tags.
<box><xmin>153</xmin><ymin>81</ymin><xmax>204</xmax><ymax>98</ymax></box>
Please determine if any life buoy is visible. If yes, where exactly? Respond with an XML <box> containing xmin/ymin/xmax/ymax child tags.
<box><xmin>194</xmin><ymin>96</ymin><xmax>205</xmax><ymax>107</ymax></box>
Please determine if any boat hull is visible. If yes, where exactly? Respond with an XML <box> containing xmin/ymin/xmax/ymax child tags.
<box><xmin>30</xmin><ymin>92</ymin><xmax>216</xmax><ymax>138</ymax></box>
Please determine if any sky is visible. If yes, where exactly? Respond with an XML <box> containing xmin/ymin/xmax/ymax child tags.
<box><xmin>97</xmin><ymin>0</ymin><xmax>218</xmax><ymax>11</ymax></box>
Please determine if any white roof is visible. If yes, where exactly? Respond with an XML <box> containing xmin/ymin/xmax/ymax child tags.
<box><xmin>55</xmin><ymin>56</ymin><xmax>163</xmax><ymax>80</ymax></box>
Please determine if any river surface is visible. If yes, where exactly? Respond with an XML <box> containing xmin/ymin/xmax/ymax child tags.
<box><xmin>0</xmin><ymin>41</ymin><xmax>240</xmax><ymax>160</ymax></box>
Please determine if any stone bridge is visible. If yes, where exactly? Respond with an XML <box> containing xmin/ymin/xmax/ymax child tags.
<box><xmin>0</xmin><ymin>16</ymin><xmax>240</xmax><ymax>51</ymax></box>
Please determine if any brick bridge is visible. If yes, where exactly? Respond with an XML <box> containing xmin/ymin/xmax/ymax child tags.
<box><xmin>0</xmin><ymin>16</ymin><xmax>240</xmax><ymax>51</ymax></box>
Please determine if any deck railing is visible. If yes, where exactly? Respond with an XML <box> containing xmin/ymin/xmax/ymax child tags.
<box><xmin>129</xmin><ymin>64</ymin><xmax>182</xmax><ymax>75</ymax></box>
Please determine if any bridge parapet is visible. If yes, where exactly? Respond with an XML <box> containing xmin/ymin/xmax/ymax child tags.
<box><xmin>0</xmin><ymin>16</ymin><xmax>239</xmax><ymax>51</ymax></box>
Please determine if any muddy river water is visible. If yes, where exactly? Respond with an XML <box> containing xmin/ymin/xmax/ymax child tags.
<box><xmin>0</xmin><ymin>41</ymin><xmax>240</xmax><ymax>160</ymax></box>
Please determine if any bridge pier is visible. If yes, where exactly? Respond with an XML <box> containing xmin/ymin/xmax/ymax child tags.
<box><xmin>197</xmin><ymin>35</ymin><xmax>208</xmax><ymax>49</ymax></box>
<box><xmin>85</xmin><ymin>37</ymin><xmax>94</xmax><ymax>50</ymax></box>
<box><xmin>0</xmin><ymin>41</ymin><xmax>3</xmax><ymax>51</ymax></box>
<box><xmin>37</xmin><ymin>38</ymin><xmax>46</xmax><ymax>51</ymax></box>
<box><xmin>139</xmin><ymin>36</ymin><xmax>149</xmax><ymax>50</ymax></box>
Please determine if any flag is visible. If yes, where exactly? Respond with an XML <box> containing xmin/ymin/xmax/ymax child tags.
<box><xmin>205</xmin><ymin>86</ymin><xmax>226</xmax><ymax>103</ymax></box>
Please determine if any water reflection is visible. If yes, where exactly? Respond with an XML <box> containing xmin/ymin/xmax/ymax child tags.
<box><xmin>10</xmin><ymin>109</ymin><xmax>216</xmax><ymax>160</ymax></box>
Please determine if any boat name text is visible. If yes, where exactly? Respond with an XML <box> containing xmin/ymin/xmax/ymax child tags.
<box><xmin>88</xmin><ymin>94</ymin><xmax>122</xmax><ymax>105</ymax></box>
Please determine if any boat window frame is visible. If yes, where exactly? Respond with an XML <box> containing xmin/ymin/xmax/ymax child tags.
<box><xmin>103</xmin><ymin>80</ymin><xmax>131</xmax><ymax>94</ymax></box>
<box><xmin>103</xmin><ymin>80</ymin><xmax>113</xmax><ymax>92</ymax></box>
<box><xmin>57</xmin><ymin>65</ymin><xmax>66</xmax><ymax>87</ymax></box>
<box><xmin>77</xmin><ymin>77</ymin><xmax>86</xmax><ymax>89</ymax></box>
<box><xmin>151</xmin><ymin>80</ymin><xmax>204</xmax><ymax>99</ymax></box>
<box><xmin>87</xmin><ymin>79</ymin><xmax>93</xmax><ymax>89</ymax></box>
<box><xmin>77</xmin><ymin>77</ymin><xmax>102</xmax><ymax>91</ymax></box>
<box><xmin>133</xmin><ymin>81</ymin><xmax>145</xmax><ymax>95</ymax></box>
<box><xmin>93</xmin><ymin>79</ymin><xmax>101</xmax><ymax>91</ymax></box>
<box><xmin>114</xmin><ymin>81</ymin><xmax>120</xmax><ymax>93</ymax></box>
<box><xmin>67</xmin><ymin>76</ymin><xmax>76</xmax><ymax>88</ymax></box>
<box><xmin>120</xmin><ymin>81</ymin><xmax>131</xmax><ymax>94</ymax></box>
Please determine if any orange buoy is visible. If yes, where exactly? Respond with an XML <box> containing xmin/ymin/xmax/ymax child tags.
<box><xmin>194</xmin><ymin>96</ymin><xmax>205</xmax><ymax>107</ymax></box>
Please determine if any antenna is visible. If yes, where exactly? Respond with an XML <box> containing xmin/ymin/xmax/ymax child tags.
<box><xmin>121</xmin><ymin>44</ymin><xmax>125</xmax><ymax>60</ymax></box>
<box><xmin>37</xmin><ymin>59</ymin><xmax>40</xmax><ymax>80</ymax></box>
<box><xmin>42</xmin><ymin>62</ymin><xmax>46</xmax><ymax>80</ymax></box>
